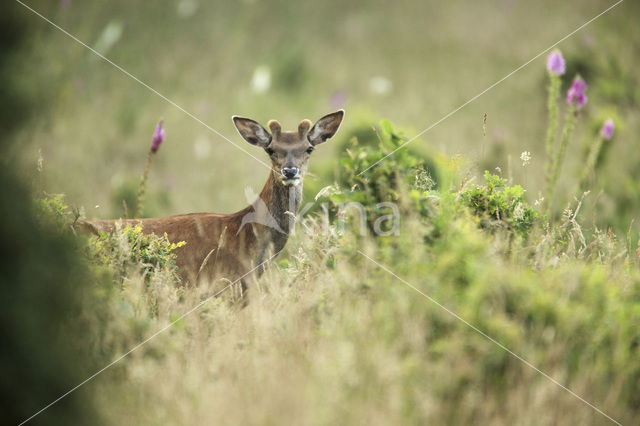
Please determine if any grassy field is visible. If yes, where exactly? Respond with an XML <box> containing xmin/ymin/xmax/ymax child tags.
<box><xmin>4</xmin><ymin>0</ymin><xmax>640</xmax><ymax>424</ymax></box>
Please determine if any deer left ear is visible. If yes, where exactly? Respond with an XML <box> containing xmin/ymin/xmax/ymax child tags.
<box><xmin>308</xmin><ymin>110</ymin><xmax>344</xmax><ymax>146</ymax></box>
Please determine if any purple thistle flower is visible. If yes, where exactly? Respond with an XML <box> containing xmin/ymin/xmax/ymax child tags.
<box><xmin>151</xmin><ymin>121</ymin><xmax>165</xmax><ymax>153</ymax></box>
<box><xmin>572</xmin><ymin>77</ymin><xmax>587</xmax><ymax>92</ymax></box>
<box><xmin>600</xmin><ymin>118</ymin><xmax>614</xmax><ymax>140</ymax></box>
<box><xmin>566</xmin><ymin>76</ymin><xmax>588</xmax><ymax>109</ymax></box>
<box><xmin>546</xmin><ymin>50</ymin><xmax>565</xmax><ymax>75</ymax></box>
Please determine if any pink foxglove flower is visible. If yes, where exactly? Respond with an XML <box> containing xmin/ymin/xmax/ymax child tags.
<box><xmin>546</xmin><ymin>50</ymin><xmax>565</xmax><ymax>75</ymax></box>
<box><xmin>151</xmin><ymin>121</ymin><xmax>165</xmax><ymax>153</ymax></box>
<box><xmin>600</xmin><ymin>118</ymin><xmax>614</xmax><ymax>140</ymax></box>
<box><xmin>566</xmin><ymin>76</ymin><xmax>588</xmax><ymax>109</ymax></box>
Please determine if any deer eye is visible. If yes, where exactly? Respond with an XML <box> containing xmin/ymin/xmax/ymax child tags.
<box><xmin>306</xmin><ymin>147</ymin><xmax>314</xmax><ymax>154</ymax></box>
<box><xmin>265</xmin><ymin>147</ymin><xmax>275</xmax><ymax>156</ymax></box>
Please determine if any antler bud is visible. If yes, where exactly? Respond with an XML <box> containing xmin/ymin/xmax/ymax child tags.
<box><xmin>267</xmin><ymin>120</ymin><xmax>281</xmax><ymax>138</ymax></box>
<box><xmin>298</xmin><ymin>119</ymin><xmax>312</xmax><ymax>137</ymax></box>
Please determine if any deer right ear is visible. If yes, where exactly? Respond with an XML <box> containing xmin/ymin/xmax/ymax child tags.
<box><xmin>232</xmin><ymin>116</ymin><xmax>272</xmax><ymax>147</ymax></box>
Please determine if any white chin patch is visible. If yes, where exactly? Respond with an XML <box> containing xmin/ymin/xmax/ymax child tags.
<box><xmin>282</xmin><ymin>178</ymin><xmax>301</xmax><ymax>186</ymax></box>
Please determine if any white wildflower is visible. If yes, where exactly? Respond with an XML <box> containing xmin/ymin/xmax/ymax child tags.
<box><xmin>177</xmin><ymin>0</ymin><xmax>198</xmax><ymax>18</ymax></box>
<box><xmin>563</xmin><ymin>208</ymin><xmax>573</xmax><ymax>220</ymax></box>
<box><xmin>369</xmin><ymin>76</ymin><xmax>392</xmax><ymax>95</ymax></box>
<box><xmin>193</xmin><ymin>136</ymin><xmax>212</xmax><ymax>160</ymax></box>
<box><xmin>513</xmin><ymin>202</ymin><xmax>525</xmax><ymax>221</ymax></box>
<box><xmin>520</xmin><ymin>151</ymin><xmax>531</xmax><ymax>167</ymax></box>
<box><xmin>251</xmin><ymin>65</ymin><xmax>271</xmax><ymax>93</ymax></box>
<box><xmin>414</xmin><ymin>169</ymin><xmax>435</xmax><ymax>191</ymax></box>
<box><xmin>93</xmin><ymin>21</ymin><xmax>123</xmax><ymax>57</ymax></box>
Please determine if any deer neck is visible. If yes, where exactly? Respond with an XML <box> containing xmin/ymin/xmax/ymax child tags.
<box><xmin>258</xmin><ymin>170</ymin><xmax>302</xmax><ymax>234</ymax></box>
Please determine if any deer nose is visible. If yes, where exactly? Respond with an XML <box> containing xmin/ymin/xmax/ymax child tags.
<box><xmin>281</xmin><ymin>167</ymin><xmax>299</xmax><ymax>179</ymax></box>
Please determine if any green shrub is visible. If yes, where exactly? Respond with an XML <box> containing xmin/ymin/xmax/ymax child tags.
<box><xmin>338</xmin><ymin>119</ymin><xmax>430</xmax><ymax>202</ymax></box>
<box><xmin>319</xmin><ymin>119</ymin><xmax>536</xmax><ymax>240</ymax></box>
<box><xmin>315</xmin><ymin>120</ymin><xmax>433</xmax><ymax>236</ymax></box>
<box><xmin>88</xmin><ymin>223</ymin><xmax>185</xmax><ymax>286</ymax></box>
<box><xmin>459</xmin><ymin>170</ymin><xmax>537</xmax><ymax>237</ymax></box>
<box><xmin>35</xmin><ymin>192</ymin><xmax>78</xmax><ymax>234</ymax></box>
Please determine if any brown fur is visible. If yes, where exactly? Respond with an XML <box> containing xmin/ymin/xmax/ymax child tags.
<box><xmin>82</xmin><ymin>111</ymin><xmax>344</xmax><ymax>292</ymax></box>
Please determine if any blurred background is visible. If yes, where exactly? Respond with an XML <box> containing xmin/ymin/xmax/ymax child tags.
<box><xmin>3</xmin><ymin>1</ymin><xmax>640</xmax><ymax>424</ymax></box>
<box><xmin>10</xmin><ymin>0</ymin><xmax>640</xmax><ymax>235</ymax></box>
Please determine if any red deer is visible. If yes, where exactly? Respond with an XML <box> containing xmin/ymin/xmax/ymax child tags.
<box><xmin>83</xmin><ymin>110</ymin><xmax>344</xmax><ymax>293</ymax></box>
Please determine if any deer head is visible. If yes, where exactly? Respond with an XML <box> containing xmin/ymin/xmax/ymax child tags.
<box><xmin>232</xmin><ymin>110</ymin><xmax>344</xmax><ymax>186</ymax></box>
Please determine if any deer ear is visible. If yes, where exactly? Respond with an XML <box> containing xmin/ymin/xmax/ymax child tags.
<box><xmin>308</xmin><ymin>110</ymin><xmax>344</xmax><ymax>146</ymax></box>
<box><xmin>232</xmin><ymin>116</ymin><xmax>272</xmax><ymax>147</ymax></box>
